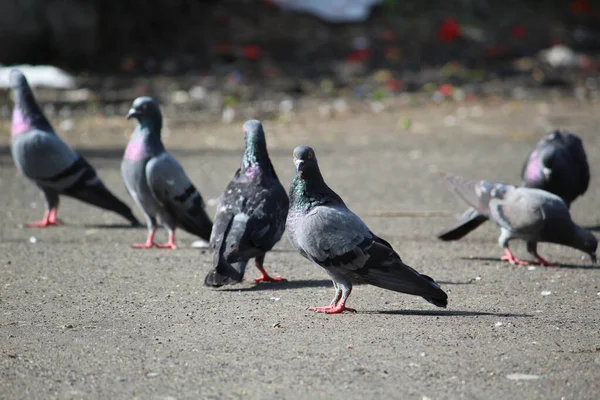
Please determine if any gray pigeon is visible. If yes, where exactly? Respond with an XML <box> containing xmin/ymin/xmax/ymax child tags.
<box><xmin>443</xmin><ymin>173</ymin><xmax>597</xmax><ymax>266</ymax></box>
<box><xmin>9</xmin><ymin>69</ymin><xmax>139</xmax><ymax>227</ymax></box>
<box><xmin>286</xmin><ymin>146</ymin><xmax>448</xmax><ymax>314</ymax></box>
<box><xmin>122</xmin><ymin>97</ymin><xmax>213</xmax><ymax>249</ymax></box>
<box><xmin>204</xmin><ymin>120</ymin><xmax>289</xmax><ymax>287</ymax></box>
<box><xmin>437</xmin><ymin>130</ymin><xmax>590</xmax><ymax>241</ymax></box>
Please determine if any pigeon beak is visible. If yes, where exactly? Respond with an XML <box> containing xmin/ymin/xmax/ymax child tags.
<box><xmin>294</xmin><ymin>158</ymin><xmax>304</xmax><ymax>171</ymax></box>
<box><xmin>126</xmin><ymin>108</ymin><xmax>138</xmax><ymax>120</ymax></box>
<box><xmin>591</xmin><ymin>253</ymin><xmax>597</xmax><ymax>264</ymax></box>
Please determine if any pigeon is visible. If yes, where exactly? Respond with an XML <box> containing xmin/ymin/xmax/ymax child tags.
<box><xmin>437</xmin><ymin>130</ymin><xmax>590</xmax><ymax>241</ymax></box>
<box><xmin>286</xmin><ymin>145</ymin><xmax>448</xmax><ymax>314</ymax></box>
<box><xmin>8</xmin><ymin>69</ymin><xmax>140</xmax><ymax>227</ymax></box>
<box><xmin>442</xmin><ymin>173</ymin><xmax>597</xmax><ymax>266</ymax></box>
<box><xmin>521</xmin><ymin>129</ymin><xmax>590</xmax><ymax>207</ymax></box>
<box><xmin>122</xmin><ymin>96</ymin><xmax>213</xmax><ymax>249</ymax></box>
<box><xmin>204</xmin><ymin>120</ymin><xmax>289</xmax><ymax>287</ymax></box>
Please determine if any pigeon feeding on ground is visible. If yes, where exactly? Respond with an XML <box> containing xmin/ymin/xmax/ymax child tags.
<box><xmin>122</xmin><ymin>97</ymin><xmax>213</xmax><ymax>249</ymax></box>
<box><xmin>204</xmin><ymin>120</ymin><xmax>289</xmax><ymax>287</ymax></box>
<box><xmin>442</xmin><ymin>173</ymin><xmax>597</xmax><ymax>266</ymax></box>
<box><xmin>437</xmin><ymin>130</ymin><xmax>590</xmax><ymax>241</ymax></box>
<box><xmin>286</xmin><ymin>146</ymin><xmax>448</xmax><ymax>314</ymax></box>
<box><xmin>9</xmin><ymin>69</ymin><xmax>139</xmax><ymax>227</ymax></box>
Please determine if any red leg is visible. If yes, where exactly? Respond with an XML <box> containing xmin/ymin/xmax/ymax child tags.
<box><xmin>156</xmin><ymin>231</ymin><xmax>177</xmax><ymax>249</ymax></box>
<box><xmin>27</xmin><ymin>207</ymin><xmax>59</xmax><ymax>227</ymax></box>
<box><xmin>254</xmin><ymin>260</ymin><xmax>285</xmax><ymax>283</ymax></box>
<box><xmin>324</xmin><ymin>302</ymin><xmax>356</xmax><ymax>314</ymax></box>
<box><xmin>132</xmin><ymin>230</ymin><xmax>157</xmax><ymax>249</ymax></box>
<box><xmin>310</xmin><ymin>287</ymin><xmax>356</xmax><ymax>314</ymax></box>
<box><xmin>531</xmin><ymin>253</ymin><xmax>557</xmax><ymax>267</ymax></box>
<box><xmin>501</xmin><ymin>248</ymin><xmax>529</xmax><ymax>265</ymax></box>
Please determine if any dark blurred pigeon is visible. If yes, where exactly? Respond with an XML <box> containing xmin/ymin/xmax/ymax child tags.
<box><xmin>437</xmin><ymin>130</ymin><xmax>590</xmax><ymax>241</ymax></box>
<box><xmin>122</xmin><ymin>97</ymin><xmax>212</xmax><ymax>249</ymax></box>
<box><xmin>443</xmin><ymin>173</ymin><xmax>597</xmax><ymax>266</ymax></box>
<box><xmin>9</xmin><ymin>69</ymin><xmax>139</xmax><ymax>227</ymax></box>
<box><xmin>521</xmin><ymin>129</ymin><xmax>590</xmax><ymax>207</ymax></box>
<box><xmin>286</xmin><ymin>146</ymin><xmax>448</xmax><ymax>314</ymax></box>
<box><xmin>204</xmin><ymin>120</ymin><xmax>289</xmax><ymax>287</ymax></box>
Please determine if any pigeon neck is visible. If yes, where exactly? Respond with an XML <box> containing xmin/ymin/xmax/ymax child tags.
<box><xmin>290</xmin><ymin>169</ymin><xmax>342</xmax><ymax>208</ymax></box>
<box><xmin>242</xmin><ymin>137</ymin><xmax>272</xmax><ymax>173</ymax></box>
<box><xmin>11</xmin><ymin>87</ymin><xmax>52</xmax><ymax>136</ymax></box>
<box><xmin>133</xmin><ymin>122</ymin><xmax>164</xmax><ymax>153</ymax></box>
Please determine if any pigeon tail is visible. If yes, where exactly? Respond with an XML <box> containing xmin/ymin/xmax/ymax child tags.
<box><xmin>437</xmin><ymin>207</ymin><xmax>488</xmax><ymax>241</ymax></box>
<box><xmin>419</xmin><ymin>274</ymin><xmax>449</xmax><ymax>308</ymax></box>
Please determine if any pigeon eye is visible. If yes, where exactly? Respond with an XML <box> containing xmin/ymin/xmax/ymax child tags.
<box><xmin>308</xmin><ymin>152</ymin><xmax>313</xmax><ymax>159</ymax></box>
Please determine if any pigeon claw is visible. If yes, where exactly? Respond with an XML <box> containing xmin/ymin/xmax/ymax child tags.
<box><xmin>501</xmin><ymin>251</ymin><xmax>529</xmax><ymax>266</ymax></box>
<box><xmin>131</xmin><ymin>242</ymin><xmax>156</xmax><ymax>249</ymax></box>
<box><xmin>156</xmin><ymin>242</ymin><xmax>177</xmax><ymax>250</ymax></box>
<box><xmin>531</xmin><ymin>255</ymin><xmax>557</xmax><ymax>267</ymax></box>
<box><xmin>27</xmin><ymin>208</ymin><xmax>58</xmax><ymax>227</ymax></box>
<box><xmin>309</xmin><ymin>304</ymin><xmax>356</xmax><ymax>314</ymax></box>
<box><xmin>254</xmin><ymin>264</ymin><xmax>285</xmax><ymax>283</ymax></box>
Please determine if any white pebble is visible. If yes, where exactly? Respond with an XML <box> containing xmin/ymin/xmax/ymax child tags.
<box><xmin>527</xmin><ymin>266</ymin><xmax>537</xmax><ymax>271</ymax></box>
<box><xmin>29</xmin><ymin>236</ymin><xmax>37</xmax><ymax>244</ymax></box>
<box><xmin>495</xmin><ymin>322</ymin><xmax>503</xmax><ymax>327</ymax></box>
<box><xmin>541</xmin><ymin>290</ymin><xmax>552</xmax><ymax>296</ymax></box>
<box><xmin>506</xmin><ymin>373</ymin><xmax>540</xmax><ymax>381</ymax></box>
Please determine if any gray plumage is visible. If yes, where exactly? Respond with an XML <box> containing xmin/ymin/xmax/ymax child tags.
<box><xmin>122</xmin><ymin>96</ymin><xmax>212</xmax><ymax>248</ymax></box>
<box><xmin>443</xmin><ymin>173</ymin><xmax>597</xmax><ymax>265</ymax></box>
<box><xmin>438</xmin><ymin>130</ymin><xmax>590</xmax><ymax>241</ymax></box>
<box><xmin>9</xmin><ymin>69</ymin><xmax>139</xmax><ymax>226</ymax></box>
<box><xmin>204</xmin><ymin>120</ymin><xmax>289</xmax><ymax>287</ymax></box>
<box><xmin>286</xmin><ymin>145</ymin><xmax>448</xmax><ymax>314</ymax></box>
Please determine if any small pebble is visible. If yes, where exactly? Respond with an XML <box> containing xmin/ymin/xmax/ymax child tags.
<box><xmin>146</xmin><ymin>372</ymin><xmax>160</xmax><ymax>378</ymax></box>
<box><xmin>29</xmin><ymin>236</ymin><xmax>37</xmax><ymax>244</ymax></box>
<box><xmin>541</xmin><ymin>290</ymin><xmax>552</xmax><ymax>296</ymax></box>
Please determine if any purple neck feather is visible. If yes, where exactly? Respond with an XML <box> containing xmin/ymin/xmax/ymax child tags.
<box><xmin>525</xmin><ymin>151</ymin><xmax>542</xmax><ymax>182</ymax></box>
<box><xmin>244</xmin><ymin>163</ymin><xmax>261</xmax><ymax>178</ymax></box>
<box><xmin>11</xmin><ymin>107</ymin><xmax>31</xmax><ymax>137</ymax></box>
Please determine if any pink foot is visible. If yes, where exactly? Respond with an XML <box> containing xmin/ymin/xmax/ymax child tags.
<box><xmin>532</xmin><ymin>255</ymin><xmax>557</xmax><ymax>267</ymax></box>
<box><xmin>156</xmin><ymin>231</ymin><xmax>177</xmax><ymax>249</ymax></box>
<box><xmin>309</xmin><ymin>304</ymin><xmax>356</xmax><ymax>314</ymax></box>
<box><xmin>254</xmin><ymin>264</ymin><xmax>286</xmax><ymax>283</ymax></box>
<box><xmin>501</xmin><ymin>249</ymin><xmax>529</xmax><ymax>265</ymax></box>
<box><xmin>27</xmin><ymin>208</ymin><xmax>58</xmax><ymax>228</ymax></box>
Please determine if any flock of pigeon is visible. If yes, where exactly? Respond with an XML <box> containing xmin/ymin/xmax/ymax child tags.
<box><xmin>8</xmin><ymin>68</ymin><xmax>597</xmax><ymax>313</ymax></box>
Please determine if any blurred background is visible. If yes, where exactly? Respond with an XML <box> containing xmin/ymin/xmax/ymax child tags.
<box><xmin>1</xmin><ymin>0</ymin><xmax>599</xmax><ymax>126</ymax></box>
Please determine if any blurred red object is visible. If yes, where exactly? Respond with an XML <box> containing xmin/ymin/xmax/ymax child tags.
<box><xmin>570</xmin><ymin>0</ymin><xmax>593</xmax><ymax>15</ymax></box>
<box><xmin>512</xmin><ymin>25</ymin><xmax>527</xmax><ymax>39</ymax></box>
<box><xmin>439</xmin><ymin>83</ymin><xmax>453</xmax><ymax>97</ymax></box>
<box><xmin>345</xmin><ymin>49</ymin><xmax>370</xmax><ymax>64</ymax></box>
<box><xmin>242</xmin><ymin>45</ymin><xmax>261</xmax><ymax>61</ymax></box>
<box><xmin>382</xmin><ymin>30</ymin><xmax>395</xmax><ymax>42</ymax></box>
<box><xmin>437</xmin><ymin>18</ymin><xmax>460</xmax><ymax>42</ymax></box>
<box><xmin>214</xmin><ymin>41</ymin><xmax>230</xmax><ymax>55</ymax></box>
<box><xmin>485</xmin><ymin>44</ymin><xmax>507</xmax><ymax>58</ymax></box>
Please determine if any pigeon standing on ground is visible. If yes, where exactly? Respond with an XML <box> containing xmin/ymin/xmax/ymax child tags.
<box><xmin>122</xmin><ymin>97</ymin><xmax>213</xmax><ymax>249</ymax></box>
<box><xmin>442</xmin><ymin>173</ymin><xmax>597</xmax><ymax>266</ymax></box>
<box><xmin>9</xmin><ymin>69</ymin><xmax>140</xmax><ymax>227</ymax></box>
<box><xmin>521</xmin><ymin>129</ymin><xmax>590</xmax><ymax>207</ymax></box>
<box><xmin>204</xmin><ymin>120</ymin><xmax>289</xmax><ymax>287</ymax></box>
<box><xmin>437</xmin><ymin>130</ymin><xmax>590</xmax><ymax>241</ymax></box>
<box><xmin>286</xmin><ymin>145</ymin><xmax>448</xmax><ymax>314</ymax></box>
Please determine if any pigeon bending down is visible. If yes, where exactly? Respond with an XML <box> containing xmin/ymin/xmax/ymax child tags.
<box><xmin>442</xmin><ymin>173</ymin><xmax>597</xmax><ymax>266</ymax></box>
<box><xmin>9</xmin><ymin>69</ymin><xmax>140</xmax><ymax>227</ymax></box>
<box><xmin>286</xmin><ymin>146</ymin><xmax>448</xmax><ymax>314</ymax></box>
<box><xmin>122</xmin><ymin>97</ymin><xmax>213</xmax><ymax>249</ymax></box>
<box><xmin>204</xmin><ymin>120</ymin><xmax>289</xmax><ymax>287</ymax></box>
<box><xmin>437</xmin><ymin>130</ymin><xmax>590</xmax><ymax>241</ymax></box>
<box><xmin>521</xmin><ymin>129</ymin><xmax>590</xmax><ymax>207</ymax></box>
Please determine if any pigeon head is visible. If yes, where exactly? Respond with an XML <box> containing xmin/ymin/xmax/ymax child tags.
<box><xmin>293</xmin><ymin>145</ymin><xmax>318</xmax><ymax>176</ymax></box>
<box><xmin>8</xmin><ymin>69</ymin><xmax>51</xmax><ymax>135</ymax></box>
<box><xmin>126</xmin><ymin>97</ymin><xmax>162</xmax><ymax>130</ymax></box>
<box><xmin>241</xmin><ymin>120</ymin><xmax>271</xmax><ymax>171</ymax></box>
<box><xmin>574</xmin><ymin>227</ymin><xmax>598</xmax><ymax>263</ymax></box>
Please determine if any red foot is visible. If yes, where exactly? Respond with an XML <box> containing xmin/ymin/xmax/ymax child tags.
<box><xmin>309</xmin><ymin>304</ymin><xmax>356</xmax><ymax>314</ymax></box>
<box><xmin>156</xmin><ymin>231</ymin><xmax>177</xmax><ymax>249</ymax></box>
<box><xmin>27</xmin><ymin>208</ymin><xmax>58</xmax><ymax>228</ymax></box>
<box><xmin>501</xmin><ymin>249</ymin><xmax>529</xmax><ymax>265</ymax></box>
<box><xmin>532</xmin><ymin>255</ymin><xmax>557</xmax><ymax>267</ymax></box>
<box><xmin>254</xmin><ymin>265</ymin><xmax>286</xmax><ymax>283</ymax></box>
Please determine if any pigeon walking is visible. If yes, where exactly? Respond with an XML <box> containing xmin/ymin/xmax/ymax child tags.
<box><xmin>204</xmin><ymin>120</ymin><xmax>289</xmax><ymax>287</ymax></box>
<box><xmin>442</xmin><ymin>173</ymin><xmax>597</xmax><ymax>266</ymax></box>
<box><xmin>9</xmin><ymin>69</ymin><xmax>139</xmax><ymax>227</ymax></box>
<box><xmin>286</xmin><ymin>146</ymin><xmax>448</xmax><ymax>314</ymax></box>
<box><xmin>521</xmin><ymin>129</ymin><xmax>590</xmax><ymax>207</ymax></box>
<box><xmin>122</xmin><ymin>97</ymin><xmax>213</xmax><ymax>249</ymax></box>
<box><xmin>437</xmin><ymin>130</ymin><xmax>590</xmax><ymax>241</ymax></box>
